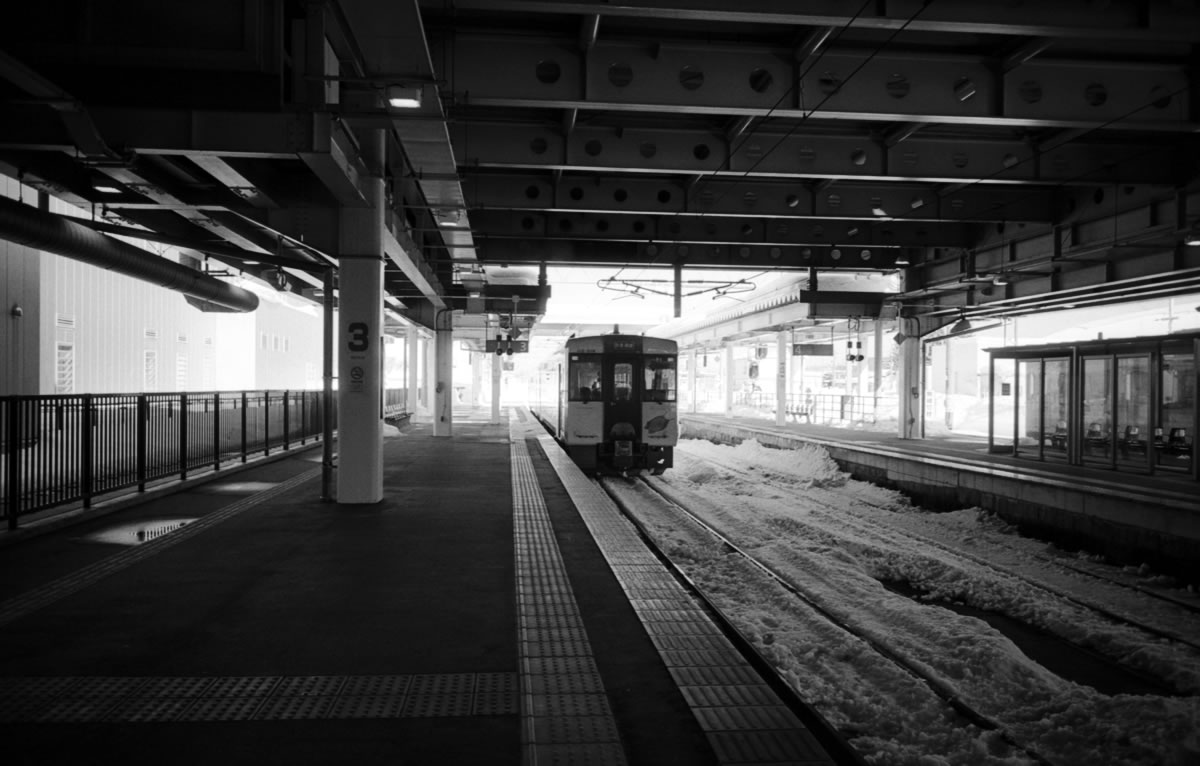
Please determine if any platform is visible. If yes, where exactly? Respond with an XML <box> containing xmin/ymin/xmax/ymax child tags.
<box><xmin>0</xmin><ymin>408</ymin><xmax>844</xmax><ymax>765</ymax></box>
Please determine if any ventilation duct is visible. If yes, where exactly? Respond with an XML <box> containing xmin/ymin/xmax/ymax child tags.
<box><xmin>0</xmin><ymin>195</ymin><xmax>259</xmax><ymax>313</ymax></box>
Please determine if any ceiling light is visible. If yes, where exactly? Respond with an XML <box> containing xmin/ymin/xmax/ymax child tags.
<box><xmin>894</xmin><ymin>255</ymin><xmax>910</xmax><ymax>267</ymax></box>
<box><xmin>992</xmin><ymin>274</ymin><xmax>1010</xmax><ymax>285</ymax></box>
<box><xmin>1186</xmin><ymin>233</ymin><xmax>1200</xmax><ymax>246</ymax></box>
<box><xmin>950</xmin><ymin>314</ymin><xmax>972</xmax><ymax>334</ymax></box>
<box><xmin>386</xmin><ymin>85</ymin><xmax>423</xmax><ymax>109</ymax></box>
<box><xmin>93</xmin><ymin>184</ymin><xmax>122</xmax><ymax>195</ymax></box>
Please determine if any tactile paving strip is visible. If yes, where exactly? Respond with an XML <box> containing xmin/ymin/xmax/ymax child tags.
<box><xmin>536</xmin><ymin>431</ymin><xmax>836</xmax><ymax>766</ymax></box>
<box><xmin>0</xmin><ymin>468</ymin><xmax>323</xmax><ymax>629</ymax></box>
<box><xmin>0</xmin><ymin>672</ymin><xmax>517</xmax><ymax>723</ymax></box>
<box><xmin>510</xmin><ymin>423</ymin><xmax>628</xmax><ymax>766</ymax></box>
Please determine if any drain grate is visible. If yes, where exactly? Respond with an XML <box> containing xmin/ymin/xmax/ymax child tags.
<box><xmin>0</xmin><ymin>672</ymin><xmax>517</xmax><ymax>724</ymax></box>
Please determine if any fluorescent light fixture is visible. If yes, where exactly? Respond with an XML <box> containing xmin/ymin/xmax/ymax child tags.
<box><xmin>992</xmin><ymin>274</ymin><xmax>1011</xmax><ymax>285</ymax></box>
<box><xmin>93</xmin><ymin>184</ymin><xmax>122</xmax><ymax>195</ymax></box>
<box><xmin>1186</xmin><ymin>233</ymin><xmax>1200</xmax><ymax>246</ymax></box>
<box><xmin>386</xmin><ymin>85</ymin><xmax>422</xmax><ymax>109</ymax></box>
<box><xmin>894</xmin><ymin>255</ymin><xmax>910</xmax><ymax>267</ymax></box>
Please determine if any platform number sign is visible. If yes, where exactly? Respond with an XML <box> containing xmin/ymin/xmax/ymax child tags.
<box><xmin>348</xmin><ymin>322</ymin><xmax>370</xmax><ymax>352</ymax></box>
<box><xmin>347</xmin><ymin>321</ymin><xmax>371</xmax><ymax>393</ymax></box>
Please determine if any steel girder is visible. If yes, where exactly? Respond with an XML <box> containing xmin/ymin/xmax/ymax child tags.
<box><xmin>469</xmin><ymin>209</ymin><xmax>971</xmax><ymax>249</ymax></box>
<box><xmin>436</xmin><ymin>34</ymin><xmax>1196</xmax><ymax>133</ymax></box>
<box><xmin>453</xmin><ymin>120</ymin><xmax>1187</xmax><ymax>187</ymax></box>
<box><xmin>463</xmin><ymin>171</ymin><xmax>1059</xmax><ymax>224</ymax></box>
<box><xmin>474</xmin><ymin>235</ymin><xmax>907</xmax><ymax>270</ymax></box>
<box><xmin>418</xmin><ymin>0</ymin><xmax>1200</xmax><ymax>43</ymax></box>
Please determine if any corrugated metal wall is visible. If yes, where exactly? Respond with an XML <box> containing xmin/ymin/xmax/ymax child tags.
<box><xmin>0</xmin><ymin>178</ymin><xmax>42</xmax><ymax>397</ymax></box>
<box><xmin>1</xmin><ymin>176</ymin><xmax>323</xmax><ymax>394</ymax></box>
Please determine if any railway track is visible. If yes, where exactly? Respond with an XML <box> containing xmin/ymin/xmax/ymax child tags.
<box><xmin>600</xmin><ymin>474</ymin><xmax>1058</xmax><ymax>766</ymax></box>
<box><xmin>672</xmin><ymin>444</ymin><xmax>1200</xmax><ymax>657</ymax></box>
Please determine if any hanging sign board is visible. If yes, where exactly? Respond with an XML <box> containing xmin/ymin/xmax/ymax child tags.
<box><xmin>486</xmin><ymin>339</ymin><xmax>529</xmax><ymax>354</ymax></box>
<box><xmin>792</xmin><ymin>343</ymin><xmax>834</xmax><ymax>357</ymax></box>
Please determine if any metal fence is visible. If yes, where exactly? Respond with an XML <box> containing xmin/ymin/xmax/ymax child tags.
<box><xmin>1</xmin><ymin>390</ymin><xmax>333</xmax><ymax>529</ymax></box>
<box><xmin>731</xmin><ymin>391</ymin><xmax>898</xmax><ymax>426</ymax></box>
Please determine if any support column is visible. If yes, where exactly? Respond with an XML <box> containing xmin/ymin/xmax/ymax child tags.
<box><xmin>873</xmin><ymin>319</ymin><xmax>883</xmax><ymax>419</ymax></box>
<box><xmin>775</xmin><ymin>330</ymin><xmax>787</xmax><ymax>426</ymax></box>
<box><xmin>491</xmin><ymin>352</ymin><xmax>502</xmax><ymax>423</ymax></box>
<box><xmin>689</xmin><ymin>347</ymin><xmax>698</xmax><ymax>414</ymax></box>
<box><xmin>472</xmin><ymin>350</ymin><xmax>484</xmax><ymax>406</ymax></box>
<box><xmin>433</xmin><ymin>315</ymin><xmax>453</xmax><ymax>437</ymax></box>
<box><xmin>336</xmin><ymin>131</ymin><xmax>385</xmax><ymax>503</ymax></box>
<box><xmin>424</xmin><ymin>334</ymin><xmax>436</xmax><ymax>417</ymax></box>
<box><xmin>897</xmin><ymin>334</ymin><xmax>924</xmax><ymax>439</ymax></box>
<box><xmin>406</xmin><ymin>326</ymin><xmax>420</xmax><ymax>418</ymax></box>
<box><xmin>673</xmin><ymin>264</ymin><xmax>683</xmax><ymax>318</ymax></box>
<box><xmin>724</xmin><ymin>343</ymin><xmax>735</xmax><ymax>415</ymax></box>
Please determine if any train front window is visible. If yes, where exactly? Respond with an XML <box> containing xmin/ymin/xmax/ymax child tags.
<box><xmin>645</xmin><ymin>356</ymin><xmax>677</xmax><ymax>403</ymax></box>
<box><xmin>613</xmin><ymin>362</ymin><xmax>634</xmax><ymax>401</ymax></box>
<box><xmin>569</xmin><ymin>355</ymin><xmax>602</xmax><ymax>402</ymax></box>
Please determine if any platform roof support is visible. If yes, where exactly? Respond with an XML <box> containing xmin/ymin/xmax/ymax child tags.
<box><xmin>336</xmin><ymin>129</ymin><xmax>386</xmax><ymax>504</ymax></box>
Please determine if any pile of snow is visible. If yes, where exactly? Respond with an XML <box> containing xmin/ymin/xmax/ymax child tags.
<box><xmin>634</xmin><ymin>438</ymin><xmax>1200</xmax><ymax>766</ymax></box>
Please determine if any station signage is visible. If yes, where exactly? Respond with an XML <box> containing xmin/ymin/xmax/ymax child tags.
<box><xmin>792</xmin><ymin>343</ymin><xmax>834</xmax><ymax>357</ymax></box>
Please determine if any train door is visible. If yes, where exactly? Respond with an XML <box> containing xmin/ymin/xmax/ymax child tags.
<box><xmin>605</xmin><ymin>355</ymin><xmax>641</xmax><ymax>464</ymax></box>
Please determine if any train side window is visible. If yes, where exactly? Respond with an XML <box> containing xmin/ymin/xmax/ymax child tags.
<box><xmin>569</xmin><ymin>355</ymin><xmax>602</xmax><ymax>402</ymax></box>
<box><xmin>613</xmin><ymin>362</ymin><xmax>633</xmax><ymax>400</ymax></box>
<box><xmin>644</xmin><ymin>355</ymin><xmax>677</xmax><ymax>403</ymax></box>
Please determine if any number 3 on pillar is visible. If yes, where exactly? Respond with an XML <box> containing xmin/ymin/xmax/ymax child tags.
<box><xmin>348</xmin><ymin>322</ymin><xmax>370</xmax><ymax>353</ymax></box>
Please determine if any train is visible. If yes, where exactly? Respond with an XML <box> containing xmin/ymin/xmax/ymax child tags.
<box><xmin>531</xmin><ymin>333</ymin><xmax>678</xmax><ymax>474</ymax></box>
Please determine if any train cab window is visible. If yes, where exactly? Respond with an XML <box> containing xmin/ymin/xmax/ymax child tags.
<box><xmin>569</xmin><ymin>356</ymin><xmax>602</xmax><ymax>402</ymax></box>
<box><xmin>613</xmin><ymin>363</ymin><xmax>634</xmax><ymax>401</ymax></box>
<box><xmin>644</xmin><ymin>355</ymin><xmax>677</xmax><ymax>403</ymax></box>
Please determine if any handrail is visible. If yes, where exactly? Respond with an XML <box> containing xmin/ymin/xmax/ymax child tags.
<box><xmin>0</xmin><ymin>388</ymin><xmax>406</xmax><ymax>529</ymax></box>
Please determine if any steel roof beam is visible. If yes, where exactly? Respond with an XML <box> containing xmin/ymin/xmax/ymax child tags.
<box><xmin>475</xmin><ymin>236</ymin><xmax>909</xmax><ymax>270</ymax></box>
<box><xmin>418</xmin><ymin>1</ymin><xmax>1200</xmax><ymax>43</ymax></box>
<box><xmin>436</xmin><ymin>34</ymin><xmax>1196</xmax><ymax>132</ymax></box>
<box><xmin>452</xmin><ymin>121</ymin><xmax>1186</xmax><ymax>187</ymax></box>
<box><xmin>462</xmin><ymin>172</ymin><xmax>1059</xmax><ymax>223</ymax></box>
<box><xmin>469</xmin><ymin>209</ymin><xmax>973</xmax><ymax>249</ymax></box>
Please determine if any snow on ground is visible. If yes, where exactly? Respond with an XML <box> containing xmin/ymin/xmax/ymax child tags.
<box><xmin>633</xmin><ymin>438</ymin><xmax>1200</xmax><ymax>766</ymax></box>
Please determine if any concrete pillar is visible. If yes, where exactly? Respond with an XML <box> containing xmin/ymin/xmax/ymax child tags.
<box><xmin>472</xmin><ymin>350</ymin><xmax>484</xmax><ymax>406</ymax></box>
<box><xmin>433</xmin><ymin>317</ymin><xmax>453</xmax><ymax>437</ymax></box>
<box><xmin>336</xmin><ymin>129</ymin><xmax>385</xmax><ymax>503</ymax></box>
<box><xmin>775</xmin><ymin>330</ymin><xmax>787</xmax><ymax>426</ymax></box>
<box><xmin>898</xmin><ymin>335</ymin><xmax>924</xmax><ymax>439</ymax></box>
<box><xmin>689</xmin><ymin>346</ymin><xmax>698</xmax><ymax>414</ymax></box>
<box><xmin>724</xmin><ymin>343</ymin><xmax>735</xmax><ymax>415</ymax></box>
<box><xmin>406</xmin><ymin>326</ymin><xmax>420</xmax><ymax>417</ymax></box>
<box><xmin>490</xmin><ymin>352</ymin><xmax>502</xmax><ymax>423</ymax></box>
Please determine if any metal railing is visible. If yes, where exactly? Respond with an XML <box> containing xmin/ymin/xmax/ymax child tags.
<box><xmin>383</xmin><ymin>387</ymin><xmax>409</xmax><ymax>419</ymax></box>
<box><xmin>1</xmin><ymin>390</ymin><xmax>333</xmax><ymax>528</ymax></box>
<box><xmin>731</xmin><ymin>391</ymin><xmax>898</xmax><ymax>426</ymax></box>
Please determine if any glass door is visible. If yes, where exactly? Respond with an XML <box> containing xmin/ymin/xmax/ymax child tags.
<box><xmin>989</xmin><ymin>357</ymin><xmax>1016</xmax><ymax>452</ymax></box>
<box><xmin>1081</xmin><ymin>356</ymin><xmax>1113</xmax><ymax>465</ymax></box>
<box><xmin>1043</xmin><ymin>357</ymin><xmax>1070</xmax><ymax>461</ymax></box>
<box><xmin>1157</xmin><ymin>351</ymin><xmax>1195</xmax><ymax>471</ymax></box>
<box><xmin>1015</xmin><ymin>359</ymin><xmax>1041</xmax><ymax>457</ymax></box>
<box><xmin>1115</xmin><ymin>355</ymin><xmax>1151</xmax><ymax>470</ymax></box>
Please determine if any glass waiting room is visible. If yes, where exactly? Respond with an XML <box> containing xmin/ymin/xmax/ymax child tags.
<box><xmin>988</xmin><ymin>332</ymin><xmax>1199</xmax><ymax>479</ymax></box>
